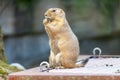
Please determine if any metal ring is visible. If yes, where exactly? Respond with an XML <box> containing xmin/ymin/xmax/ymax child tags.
<box><xmin>93</xmin><ymin>47</ymin><xmax>102</xmax><ymax>58</ymax></box>
<box><xmin>39</xmin><ymin>61</ymin><xmax>50</xmax><ymax>72</ymax></box>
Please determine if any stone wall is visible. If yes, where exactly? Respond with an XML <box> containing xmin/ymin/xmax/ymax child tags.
<box><xmin>0</xmin><ymin>0</ymin><xmax>120</xmax><ymax>68</ymax></box>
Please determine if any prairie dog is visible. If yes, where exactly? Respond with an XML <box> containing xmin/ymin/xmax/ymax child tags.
<box><xmin>43</xmin><ymin>8</ymin><xmax>82</xmax><ymax>68</ymax></box>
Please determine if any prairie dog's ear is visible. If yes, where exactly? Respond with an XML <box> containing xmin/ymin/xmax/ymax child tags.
<box><xmin>59</xmin><ymin>9</ymin><xmax>63</xmax><ymax>14</ymax></box>
<box><xmin>57</xmin><ymin>9</ymin><xmax>65</xmax><ymax>17</ymax></box>
<box><xmin>57</xmin><ymin>9</ymin><xmax>64</xmax><ymax>14</ymax></box>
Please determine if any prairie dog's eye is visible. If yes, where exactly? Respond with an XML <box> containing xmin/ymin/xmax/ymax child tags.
<box><xmin>52</xmin><ymin>10</ymin><xmax>56</xmax><ymax>12</ymax></box>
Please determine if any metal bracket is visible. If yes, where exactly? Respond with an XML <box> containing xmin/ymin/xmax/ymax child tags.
<box><xmin>93</xmin><ymin>47</ymin><xmax>102</xmax><ymax>58</ymax></box>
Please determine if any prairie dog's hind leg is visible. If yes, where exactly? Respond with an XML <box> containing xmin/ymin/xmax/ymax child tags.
<box><xmin>49</xmin><ymin>50</ymin><xmax>56</xmax><ymax>68</ymax></box>
<box><xmin>55</xmin><ymin>53</ymin><xmax>64</xmax><ymax>69</ymax></box>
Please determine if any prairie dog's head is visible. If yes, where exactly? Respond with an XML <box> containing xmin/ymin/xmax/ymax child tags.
<box><xmin>44</xmin><ymin>8</ymin><xmax>65</xmax><ymax>22</ymax></box>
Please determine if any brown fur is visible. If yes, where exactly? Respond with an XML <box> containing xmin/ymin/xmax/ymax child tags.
<box><xmin>43</xmin><ymin>8</ymin><xmax>82</xmax><ymax>68</ymax></box>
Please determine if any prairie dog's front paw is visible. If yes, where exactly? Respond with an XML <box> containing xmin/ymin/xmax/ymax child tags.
<box><xmin>43</xmin><ymin>18</ymin><xmax>48</xmax><ymax>24</ymax></box>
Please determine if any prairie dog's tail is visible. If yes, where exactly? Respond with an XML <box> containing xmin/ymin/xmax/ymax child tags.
<box><xmin>75</xmin><ymin>56</ymin><xmax>94</xmax><ymax>67</ymax></box>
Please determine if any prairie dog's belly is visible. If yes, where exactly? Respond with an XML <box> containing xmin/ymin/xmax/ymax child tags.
<box><xmin>50</xmin><ymin>38</ymin><xmax>60</xmax><ymax>55</ymax></box>
<box><xmin>46</xmin><ymin>26</ymin><xmax>60</xmax><ymax>55</ymax></box>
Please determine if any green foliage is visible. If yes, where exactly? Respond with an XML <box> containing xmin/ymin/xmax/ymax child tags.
<box><xmin>98</xmin><ymin>0</ymin><xmax>120</xmax><ymax>17</ymax></box>
<box><xmin>62</xmin><ymin>0</ymin><xmax>86</xmax><ymax>9</ymax></box>
<box><xmin>15</xmin><ymin>0</ymin><xmax>33</xmax><ymax>6</ymax></box>
<box><xmin>62</xmin><ymin>0</ymin><xmax>89</xmax><ymax>17</ymax></box>
<box><xmin>73</xmin><ymin>0</ymin><xmax>86</xmax><ymax>8</ymax></box>
<box><xmin>62</xmin><ymin>0</ymin><xmax>120</xmax><ymax>17</ymax></box>
<box><xmin>0</xmin><ymin>27</ymin><xmax>7</xmax><ymax>62</ymax></box>
<box><xmin>0</xmin><ymin>60</ymin><xmax>22</xmax><ymax>79</ymax></box>
<box><xmin>14</xmin><ymin>0</ymin><xmax>39</xmax><ymax>7</ymax></box>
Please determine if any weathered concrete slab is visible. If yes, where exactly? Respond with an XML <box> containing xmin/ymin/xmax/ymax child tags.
<box><xmin>8</xmin><ymin>67</ymin><xmax>120</xmax><ymax>80</ymax></box>
<box><xmin>8</xmin><ymin>55</ymin><xmax>120</xmax><ymax>80</ymax></box>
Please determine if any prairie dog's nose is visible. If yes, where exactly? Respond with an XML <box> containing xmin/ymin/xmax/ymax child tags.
<box><xmin>44</xmin><ymin>13</ymin><xmax>47</xmax><ymax>17</ymax></box>
<box><xmin>44</xmin><ymin>13</ymin><xmax>48</xmax><ymax>18</ymax></box>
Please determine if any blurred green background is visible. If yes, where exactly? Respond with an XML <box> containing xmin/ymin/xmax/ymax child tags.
<box><xmin>0</xmin><ymin>0</ymin><xmax>120</xmax><ymax>68</ymax></box>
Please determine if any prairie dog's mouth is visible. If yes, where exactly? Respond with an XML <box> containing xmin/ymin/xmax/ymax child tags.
<box><xmin>45</xmin><ymin>15</ymin><xmax>53</xmax><ymax>22</ymax></box>
<box><xmin>45</xmin><ymin>15</ymin><xmax>50</xmax><ymax>19</ymax></box>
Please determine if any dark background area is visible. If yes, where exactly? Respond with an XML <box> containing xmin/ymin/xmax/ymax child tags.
<box><xmin>0</xmin><ymin>0</ymin><xmax>120</xmax><ymax>68</ymax></box>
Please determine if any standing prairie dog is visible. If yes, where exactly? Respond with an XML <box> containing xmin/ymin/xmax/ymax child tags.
<box><xmin>43</xmin><ymin>8</ymin><xmax>82</xmax><ymax>68</ymax></box>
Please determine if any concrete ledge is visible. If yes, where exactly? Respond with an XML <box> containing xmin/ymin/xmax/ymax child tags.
<box><xmin>8</xmin><ymin>67</ymin><xmax>120</xmax><ymax>80</ymax></box>
<box><xmin>8</xmin><ymin>55</ymin><xmax>120</xmax><ymax>80</ymax></box>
